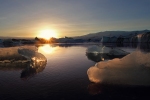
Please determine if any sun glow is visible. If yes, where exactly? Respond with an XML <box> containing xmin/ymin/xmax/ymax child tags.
<box><xmin>38</xmin><ymin>29</ymin><xmax>57</xmax><ymax>40</ymax></box>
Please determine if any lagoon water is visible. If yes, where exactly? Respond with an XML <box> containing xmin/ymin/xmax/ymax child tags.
<box><xmin>0</xmin><ymin>44</ymin><xmax>150</xmax><ymax>100</ymax></box>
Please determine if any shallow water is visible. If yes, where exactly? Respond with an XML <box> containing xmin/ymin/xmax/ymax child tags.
<box><xmin>0</xmin><ymin>43</ymin><xmax>150</xmax><ymax>100</ymax></box>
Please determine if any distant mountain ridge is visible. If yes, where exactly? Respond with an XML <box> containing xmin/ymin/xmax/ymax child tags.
<box><xmin>73</xmin><ymin>30</ymin><xmax>150</xmax><ymax>40</ymax></box>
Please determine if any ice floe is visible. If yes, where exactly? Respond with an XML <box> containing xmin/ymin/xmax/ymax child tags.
<box><xmin>86</xmin><ymin>45</ymin><xmax>129</xmax><ymax>62</ymax></box>
<box><xmin>0</xmin><ymin>46</ymin><xmax>47</xmax><ymax>79</ymax></box>
<box><xmin>87</xmin><ymin>50</ymin><xmax>150</xmax><ymax>86</ymax></box>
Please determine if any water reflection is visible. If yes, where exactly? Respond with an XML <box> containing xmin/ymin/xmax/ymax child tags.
<box><xmin>0</xmin><ymin>46</ymin><xmax>47</xmax><ymax>80</ymax></box>
<box><xmin>21</xmin><ymin>60</ymin><xmax>46</xmax><ymax>79</ymax></box>
<box><xmin>88</xmin><ymin>83</ymin><xmax>150</xmax><ymax>99</ymax></box>
<box><xmin>37</xmin><ymin>44</ymin><xmax>56</xmax><ymax>54</ymax></box>
<box><xmin>49</xmin><ymin>43</ymin><xmax>86</xmax><ymax>48</ymax></box>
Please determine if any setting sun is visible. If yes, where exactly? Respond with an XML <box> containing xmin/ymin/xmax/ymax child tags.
<box><xmin>38</xmin><ymin>29</ymin><xmax>57</xmax><ymax>40</ymax></box>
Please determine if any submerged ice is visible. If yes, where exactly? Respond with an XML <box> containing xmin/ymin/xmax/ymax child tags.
<box><xmin>87</xmin><ymin>50</ymin><xmax>150</xmax><ymax>86</ymax></box>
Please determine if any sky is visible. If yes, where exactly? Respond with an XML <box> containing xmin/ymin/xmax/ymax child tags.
<box><xmin>0</xmin><ymin>0</ymin><xmax>150</xmax><ymax>38</ymax></box>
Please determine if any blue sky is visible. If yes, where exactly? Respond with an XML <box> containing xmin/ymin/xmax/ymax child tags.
<box><xmin>0</xmin><ymin>0</ymin><xmax>150</xmax><ymax>37</ymax></box>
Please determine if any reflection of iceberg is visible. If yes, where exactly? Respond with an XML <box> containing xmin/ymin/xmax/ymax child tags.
<box><xmin>0</xmin><ymin>46</ymin><xmax>47</xmax><ymax>80</ymax></box>
<box><xmin>88</xmin><ymin>83</ymin><xmax>150</xmax><ymax>99</ymax></box>
<box><xmin>86</xmin><ymin>45</ymin><xmax>129</xmax><ymax>62</ymax></box>
<box><xmin>18</xmin><ymin>48</ymin><xmax>47</xmax><ymax>79</ymax></box>
<box><xmin>88</xmin><ymin>83</ymin><xmax>103</xmax><ymax>95</ymax></box>
<box><xmin>87</xmin><ymin>50</ymin><xmax>150</xmax><ymax>86</ymax></box>
<box><xmin>20</xmin><ymin>60</ymin><xmax>46</xmax><ymax>79</ymax></box>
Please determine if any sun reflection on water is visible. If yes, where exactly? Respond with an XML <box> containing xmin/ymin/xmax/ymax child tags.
<box><xmin>38</xmin><ymin>44</ymin><xmax>57</xmax><ymax>54</ymax></box>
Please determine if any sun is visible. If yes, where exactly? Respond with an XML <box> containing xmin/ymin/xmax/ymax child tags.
<box><xmin>38</xmin><ymin>29</ymin><xmax>57</xmax><ymax>40</ymax></box>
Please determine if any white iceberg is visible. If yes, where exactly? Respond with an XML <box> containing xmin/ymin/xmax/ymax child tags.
<box><xmin>87</xmin><ymin>50</ymin><xmax>150</xmax><ymax>86</ymax></box>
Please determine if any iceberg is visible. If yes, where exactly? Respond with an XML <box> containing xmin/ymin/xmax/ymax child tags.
<box><xmin>0</xmin><ymin>46</ymin><xmax>37</xmax><ymax>62</ymax></box>
<box><xmin>86</xmin><ymin>45</ymin><xmax>129</xmax><ymax>62</ymax></box>
<box><xmin>0</xmin><ymin>46</ymin><xmax>47</xmax><ymax>80</ymax></box>
<box><xmin>87</xmin><ymin>50</ymin><xmax>150</xmax><ymax>86</ymax></box>
<box><xmin>18</xmin><ymin>47</ymin><xmax>47</xmax><ymax>79</ymax></box>
<box><xmin>86</xmin><ymin>45</ymin><xmax>111</xmax><ymax>54</ymax></box>
<box><xmin>86</xmin><ymin>53</ymin><xmax>110</xmax><ymax>62</ymax></box>
<box><xmin>109</xmin><ymin>48</ymin><xmax>129</xmax><ymax>56</ymax></box>
<box><xmin>18</xmin><ymin>48</ymin><xmax>47</xmax><ymax>62</ymax></box>
<box><xmin>0</xmin><ymin>62</ymin><xmax>29</xmax><ymax>71</ymax></box>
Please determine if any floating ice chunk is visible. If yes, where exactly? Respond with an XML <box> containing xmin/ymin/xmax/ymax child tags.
<box><xmin>87</xmin><ymin>66</ymin><xmax>105</xmax><ymax>83</ymax></box>
<box><xmin>0</xmin><ymin>46</ymin><xmax>37</xmax><ymax>62</ymax></box>
<box><xmin>86</xmin><ymin>45</ymin><xmax>129</xmax><ymax>56</ymax></box>
<box><xmin>18</xmin><ymin>48</ymin><xmax>47</xmax><ymax>79</ymax></box>
<box><xmin>86</xmin><ymin>45</ymin><xmax>129</xmax><ymax>62</ymax></box>
<box><xmin>86</xmin><ymin>45</ymin><xmax>101</xmax><ymax>54</ymax></box>
<box><xmin>0</xmin><ymin>46</ymin><xmax>47</xmax><ymax>80</ymax></box>
<box><xmin>109</xmin><ymin>48</ymin><xmax>129</xmax><ymax>56</ymax></box>
<box><xmin>87</xmin><ymin>50</ymin><xmax>150</xmax><ymax>85</ymax></box>
<box><xmin>0</xmin><ymin>62</ymin><xmax>29</xmax><ymax>71</ymax></box>
<box><xmin>86</xmin><ymin>53</ymin><xmax>110</xmax><ymax>62</ymax></box>
<box><xmin>18</xmin><ymin>48</ymin><xmax>47</xmax><ymax>62</ymax></box>
<box><xmin>86</xmin><ymin>45</ymin><xmax>111</xmax><ymax>54</ymax></box>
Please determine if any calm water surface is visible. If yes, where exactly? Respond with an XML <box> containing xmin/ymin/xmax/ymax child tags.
<box><xmin>0</xmin><ymin>44</ymin><xmax>150</xmax><ymax>100</ymax></box>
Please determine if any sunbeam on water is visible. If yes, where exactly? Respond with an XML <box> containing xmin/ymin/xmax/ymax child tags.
<box><xmin>38</xmin><ymin>44</ymin><xmax>57</xmax><ymax>54</ymax></box>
